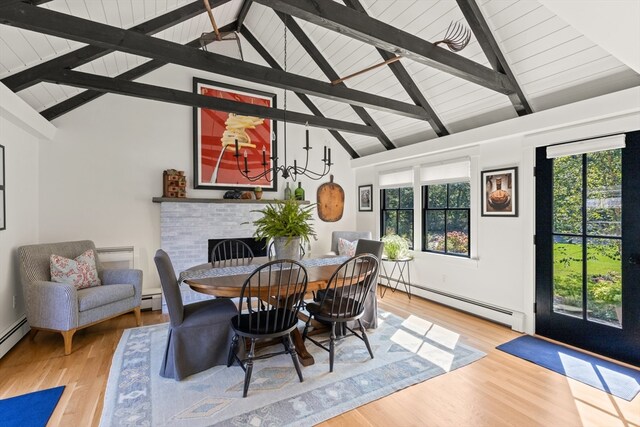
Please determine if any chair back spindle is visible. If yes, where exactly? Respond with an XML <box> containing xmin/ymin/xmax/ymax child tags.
<box><xmin>211</xmin><ymin>239</ymin><xmax>254</xmax><ymax>267</ymax></box>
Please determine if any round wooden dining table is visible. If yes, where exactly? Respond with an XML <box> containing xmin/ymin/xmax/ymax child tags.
<box><xmin>182</xmin><ymin>257</ymin><xmax>343</xmax><ymax>366</ymax></box>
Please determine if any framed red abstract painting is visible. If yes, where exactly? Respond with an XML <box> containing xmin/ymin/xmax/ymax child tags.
<box><xmin>193</xmin><ymin>78</ymin><xmax>277</xmax><ymax>191</ymax></box>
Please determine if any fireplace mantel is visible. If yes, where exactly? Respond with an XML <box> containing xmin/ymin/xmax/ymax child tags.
<box><xmin>152</xmin><ymin>197</ymin><xmax>309</xmax><ymax>204</ymax></box>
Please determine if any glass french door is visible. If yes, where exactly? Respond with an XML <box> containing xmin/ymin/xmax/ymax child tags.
<box><xmin>535</xmin><ymin>131</ymin><xmax>640</xmax><ymax>366</ymax></box>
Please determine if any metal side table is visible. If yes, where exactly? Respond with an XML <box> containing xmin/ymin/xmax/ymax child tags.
<box><xmin>379</xmin><ymin>256</ymin><xmax>413</xmax><ymax>299</ymax></box>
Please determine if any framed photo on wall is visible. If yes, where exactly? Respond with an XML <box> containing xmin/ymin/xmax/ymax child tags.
<box><xmin>193</xmin><ymin>78</ymin><xmax>277</xmax><ymax>191</ymax></box>
<box><xmin>358</xmin><ymin>184</ymin><xmax>373</xmax><ymax>211</ymax></box>
<box><xmin>0</xmin><ymin>144</ymin><xmax>5</xmax><ymax>230</ymax></box>
<box><xmin>481</xmin><ymin>167</ymin><xmax>518</xmax><ymax>217</ymax></box>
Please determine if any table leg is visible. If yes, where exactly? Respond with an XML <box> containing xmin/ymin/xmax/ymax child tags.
<box><xmin>291</xmin><ymin>328</ymin><xmax>315</xmax><ymax>366</ymax></box>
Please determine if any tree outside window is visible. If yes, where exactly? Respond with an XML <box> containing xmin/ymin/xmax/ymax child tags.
<box><xmin>423</xmin><ymin>182</ymin><xmax>470</xmax><ymax>257</ymax></box>
<box><xmin>380</xmin><ymin>187</ymin><xmax>413</xmax><ymax>248</ymax></box>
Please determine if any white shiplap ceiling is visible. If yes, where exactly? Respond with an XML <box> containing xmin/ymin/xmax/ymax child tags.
<box><xmin>0</xmin><ymin>0</ymin><xmax>638</xmax><ymax>158</ymax></box>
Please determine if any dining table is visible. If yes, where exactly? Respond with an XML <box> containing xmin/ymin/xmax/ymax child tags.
<box><xmin>179</xmin><ymin>255</ymin><xmax>351</xmax><ymax>367</ymax></box>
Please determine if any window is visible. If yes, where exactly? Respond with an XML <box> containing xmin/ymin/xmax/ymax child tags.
<box><xmin>422</xmin><ymin>182</ymin><xmax>470</xmax><ymax>257</ymax></box>
<box><xmin>380</xmin><ymin>187</ymin><xmax>413</xmax><ymax>247</ymax></box>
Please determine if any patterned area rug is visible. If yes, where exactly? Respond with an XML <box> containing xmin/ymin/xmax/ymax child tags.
<box><xmin>100</xmin><ymin>311</ymin><xmax>485</xmax><ymax>426</ymax></box>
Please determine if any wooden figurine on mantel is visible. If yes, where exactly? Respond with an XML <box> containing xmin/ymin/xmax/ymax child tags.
<box><xmin>163</xmin><ymin>169</ymin><xmax>187</xmax><ymax>198</ymax></box>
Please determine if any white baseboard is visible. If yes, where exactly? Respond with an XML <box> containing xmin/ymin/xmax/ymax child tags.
<box><xmin>0</xmin><ymin>316</ymin><xmax>30</xmax><ymax>359</ymax></box>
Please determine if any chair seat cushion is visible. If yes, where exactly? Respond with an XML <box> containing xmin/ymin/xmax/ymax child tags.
<box><xmin>77</xmin><ymin>284</ymin><xmax>135</xmax><ymax>312</ymax></box>
<box><xmin>307</xmin><ymin>298</ymin><xmax>363</xmax><ymax>319</ymax></box>
<box><xmin>231</xmin><ymin>308</ymin><xmax>297</xmax><ymax>335</ymax></box>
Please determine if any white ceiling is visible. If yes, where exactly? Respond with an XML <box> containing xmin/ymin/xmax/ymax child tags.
<box><xmin>0</xmin><ymin>0</ymin><xmax>638</xmax><ymax>158</ymax></box>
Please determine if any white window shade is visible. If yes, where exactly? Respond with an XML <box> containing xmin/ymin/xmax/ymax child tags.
<box><xmin>378</xmin><ymin>169</ymin><xmax>413</xmax><ymax>189</ymax></box>
<box><xmin>546</xmin><ymin>134</ymin><xmax>625</xmax><ymax>159</ymax></box>
<box><xmin>420</xmin><ymin>160</ymin><xmax>470</xmax><ymax>185</ymax></box>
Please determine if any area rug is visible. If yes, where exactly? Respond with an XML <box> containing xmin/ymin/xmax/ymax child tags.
<box><xmin>100</xmin><ymin>311</ymin><xmax>485</xmax><ymax>426</ymax></box>
<box><xmin>497</xmin><ymin>335</ymin><xmax>640</xmax><ymax>401</ymax></box>
<box><xmin>0</xmin><ymin>385</ymin><xmax>65</xmax><ymax>427</ymax></box>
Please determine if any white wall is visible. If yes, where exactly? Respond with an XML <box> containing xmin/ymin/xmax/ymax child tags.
<box><xmin>354</xmin><ymin>87</ymin><xmax>640</xmax><ymax>333</ymax></box>
<box><xmin>0</xmin><ymin>113</ymin><xmax>41</xmax><ymax>353</ymax></box>
<box><xmin>39</xmin><ymin>41</ymin><xmax>355</xmax><ymax>291</ymax></box>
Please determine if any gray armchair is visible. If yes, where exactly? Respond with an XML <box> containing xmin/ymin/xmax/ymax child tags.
<box><xmin>18</xmin><ymin>240</ymin><xmax>142</xmax><ymax>355</ymax></box>
<box><xmin>329</xmin><ymin>231</ymin><xmax>373</xmax><ymax>255</ymax></box>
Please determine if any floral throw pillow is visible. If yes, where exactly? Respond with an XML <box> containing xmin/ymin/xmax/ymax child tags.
<box><xmin>50</xmin><ymin>249</ymin><xmax>102</xmax><ymax>289</ymax></box>
<box><xmin>338</xmin><ymin>238</ymin><xmax>358</xmax><ymax>257</ymax></box>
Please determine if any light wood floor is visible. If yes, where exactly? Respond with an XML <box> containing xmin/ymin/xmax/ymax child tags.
<box><xmin>1</xmin><ymin>292</ymin><xmax>638</xmax><ymax>427</ymax></box>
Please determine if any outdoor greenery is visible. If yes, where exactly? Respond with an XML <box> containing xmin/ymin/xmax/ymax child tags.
<box><xmin>424</xmin><ymin>182</ymin><xmax>470</xmax><ymax>256</ymax></box>
<box><xmin>381</xmin><ymin>233</ymin><xmax>411</xmax><ymax>260</ymax></box>
<box><xmin>552</xmin><ymin>150</ymin><xmax>622</xmax><ymax>324</ymax></box>
<box><xmin>381</xmin><ymin>187</ymin><xmax>413</xmax><ymax>247</ymax></box>
<box><xmin>251</xmin><ymin>199</ymin><xmax>316</xmax><ymax>245</ymax></box>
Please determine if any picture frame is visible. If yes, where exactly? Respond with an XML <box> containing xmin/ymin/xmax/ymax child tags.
<box><xmin>193</xmin><ymin>78</ymin><xmax>277</xmax><ymax>191</ymax></box>
<box><xmin>0</xmin><ymin>144</ymin><xmax>5</xmax><ymax>230</ymax></box>
<box><xmin>358</xmin><ymin>184</ymin><xmax>373</xmax><ymax>211</ymax></box>
<box><xmin>481</xmin><ymin>167</ymin><xmax>518</xmax><ymax>217</ymax></box>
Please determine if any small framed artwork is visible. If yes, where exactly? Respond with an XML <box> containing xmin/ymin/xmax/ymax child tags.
<box><xmin>193</xmin><ymin>78</ymin><xmax>277</xmax><ymax>191</ymax></box>
<box><xmin>358</xmin><ymin>184</ymin><xmax>373</xmax><ymax>211</ymax></box>
<box><xmin>481</xmin><ymin>167</ymin><xmax>518</xmax><ymax>217</ymax></box>
<box><xmin>0</xmin><ymin>144</ymin><xmax>5</xmax><ymax>230</ymax></box>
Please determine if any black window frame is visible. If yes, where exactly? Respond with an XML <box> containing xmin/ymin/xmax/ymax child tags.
<box><xmin>422</xmin><ymin>182</ymin><xmax>471</xmax><ymax>258</ymax></box>
<box><xmin>380</xmin><ymin>187</ymin><xmax>414</xmax><ymax>248</ymax></box>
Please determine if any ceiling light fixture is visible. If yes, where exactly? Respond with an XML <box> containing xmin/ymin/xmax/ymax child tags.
<box><xmin>233</xmin><ymin>15</ymin><xmax>332</xmax><ymax>182</ymax></box>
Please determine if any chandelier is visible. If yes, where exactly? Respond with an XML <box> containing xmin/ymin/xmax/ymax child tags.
<box><xmin>232</xmin><ymin>16</ymin><xmax>332</xmax><ymax>182</ymax></box>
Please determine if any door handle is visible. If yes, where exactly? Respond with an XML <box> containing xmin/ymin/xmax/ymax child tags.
<box><xmin>629</xmin><ymin>254</ymin><xmax>640</xmax><ymax>265</ymax></box>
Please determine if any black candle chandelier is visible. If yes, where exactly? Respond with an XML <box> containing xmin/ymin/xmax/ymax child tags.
<box><xmin>232</xmin><ymin>16</ymin><xmax>332</xmax><ymax>182</ymax></box>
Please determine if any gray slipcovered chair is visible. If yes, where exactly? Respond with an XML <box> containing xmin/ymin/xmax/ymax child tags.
<box><xmin>354</xmin><ymin>239</ymin><xmax>385</xmax><ymax>329</ymax></box>
<box><xmin>154</xmin><ymin>249</ymin><xmax>238</xmax><ymax>380</ymax></box>
<box><xmin>18</xmin><ymin>240</ymin><xmax>142</xmax><ymax>355</ymax></box>
<box><xmin>329</xmin><ymin>231</ymin><xmax>373</xmax><ymax>255</ymax></box>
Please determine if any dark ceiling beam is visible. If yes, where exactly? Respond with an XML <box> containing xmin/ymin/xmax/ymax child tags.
<box><xmin>237</xmin><ymin>0</ymin><xmax>253</xmax><ymax>29</ymax></box>
<box><xmin>342</xmin><ymin>0</ymin><xmax>449</xmax><ymax>137</ymax></box>
<box><xmin>252</xmin><ymin>0</ymin><xmax>515</xmax><ymax>95</ymax></box>
<box><xmin>276</xmin><ymin>11</ymin><xmax>394</xmax><ymax>150</ymax></box>
<box><xmin>0</xmin><ymin>3</ymin><xmax>428</xmax><ymax>120</ymax></box>
<box><xmin>456</xmin><ymin>0</ymin><xmax>532</xmax><ymax>116</ymax></box>
<box><xmin>39</xmin><ymin>19</ymin><xmax>237</xmax><ymax>121</ymax></box>
<box><xmin>42</xmin><ymin>70</ymin><xmax>380</xmax><ymax>137</ymax></box>
<box><xmin>240</xmin><ymin>26</ymin><xmax>359</xmax><ymax>158</ymax></box>
<box><xmin>2</xmin><ymin>0</ymin><xmax>231</xmax><ymax>92</ymax></box>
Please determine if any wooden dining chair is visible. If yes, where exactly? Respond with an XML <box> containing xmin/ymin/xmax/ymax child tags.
<box><xmin>227</xmin><ymin>259</ymin><xmax>308</xmax><ymax>397</ymax></box>
<box><xmin>303</xmin><ymin>254</ymin><xmax>379</xmax><ymax>372</ymax></box>
<box><xmin>210</xmin><ymin>239</ymin><xmax>254</xmax><ymax>267</ymax></box>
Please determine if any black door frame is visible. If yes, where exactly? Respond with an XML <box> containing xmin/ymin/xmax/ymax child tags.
<box><xmin>535</xmin><ymin>131</ymin><xmax>640</xmax><ymax>366</ymax></box>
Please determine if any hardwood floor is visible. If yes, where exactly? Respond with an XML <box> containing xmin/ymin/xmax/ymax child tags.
<box><xmin>0</xmin><ymin>292</ymin><xmax>638</xmax><ymax>426</ymax></box>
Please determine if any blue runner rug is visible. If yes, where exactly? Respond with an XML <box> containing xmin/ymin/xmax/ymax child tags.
<box><xmin>497</xmin><ymin>335</ymin><xmax>640</xmax><ymax>401</ymax></box>
<box><xmin>0</xmin><ymin>385</ymin><xmax>65</xmax><ymax>427</ymax></box>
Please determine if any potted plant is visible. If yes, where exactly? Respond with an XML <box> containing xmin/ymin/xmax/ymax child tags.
<box><xmin>381</xmin><ymin>233</ymin><xmax>411</xmax><ymax>260</ymax></box>
<box><xmin>254</xmin><ymin>186</ymin><xmax>263</xmax><ymax>200</ymax></box>
<box><xmin>252</xmin><ymin>199</ymin><xmax>316</xmax><ymax>259</ymax></box>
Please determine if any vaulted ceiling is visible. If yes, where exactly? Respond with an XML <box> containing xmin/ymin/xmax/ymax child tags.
<box><xmin>1</xmin><ymin>0</ymin><xmax>638</xmax><ymax>158</ymax></box>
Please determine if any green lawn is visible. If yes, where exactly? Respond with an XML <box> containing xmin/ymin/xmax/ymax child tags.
<box><xmin>553</xmin><ymin>242</ymin><xmax>620</xmax><ymax>277</ymax></box>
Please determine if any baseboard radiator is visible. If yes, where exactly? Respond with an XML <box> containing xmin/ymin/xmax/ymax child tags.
<box><xmin>379</xmin><ymin>276</ymin><xmax>525</xmax><ymax>332</ymax></box>
<box><xmin>0</xmin><ymin>316</ymin><xmax>29</xmax><ymax>359</ymax></box>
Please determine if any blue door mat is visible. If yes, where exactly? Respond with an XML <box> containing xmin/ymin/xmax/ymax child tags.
<box><xmin>497</xmin><ymin>335</ymin><xmax>639</xmax><ymax>401</ymax></box>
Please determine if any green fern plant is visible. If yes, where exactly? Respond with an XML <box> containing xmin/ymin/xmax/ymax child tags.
<box><xmin>252</xmin><ymin>199</ymin><xmax>317</xmax><ymax>244</ymax></box>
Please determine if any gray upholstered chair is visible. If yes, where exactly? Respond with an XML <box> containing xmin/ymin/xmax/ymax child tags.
<box><xmin>354</xmin><ymin>239</ymin><xmax>384</xmax><ymax>329</ymax></box>
<box><xmin>329</xmin><ymin>231</ymin><xmax>373</xmax><ymax>255</ymax></box>
<box><xmin>154</xmin><ymin>249</ymin><xmax>238</xmax><ymax>380</ymax></box>
<box><xmin>18</xmin><ymin>240</ymin><xmax>142</xmax><ymax>355</ymax></box>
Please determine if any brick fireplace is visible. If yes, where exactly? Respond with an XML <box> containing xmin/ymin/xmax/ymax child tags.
<box><xmin>159</xmin><ymin>200</ymin><xmax>263</xmax><ymax>274</ymax></box>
